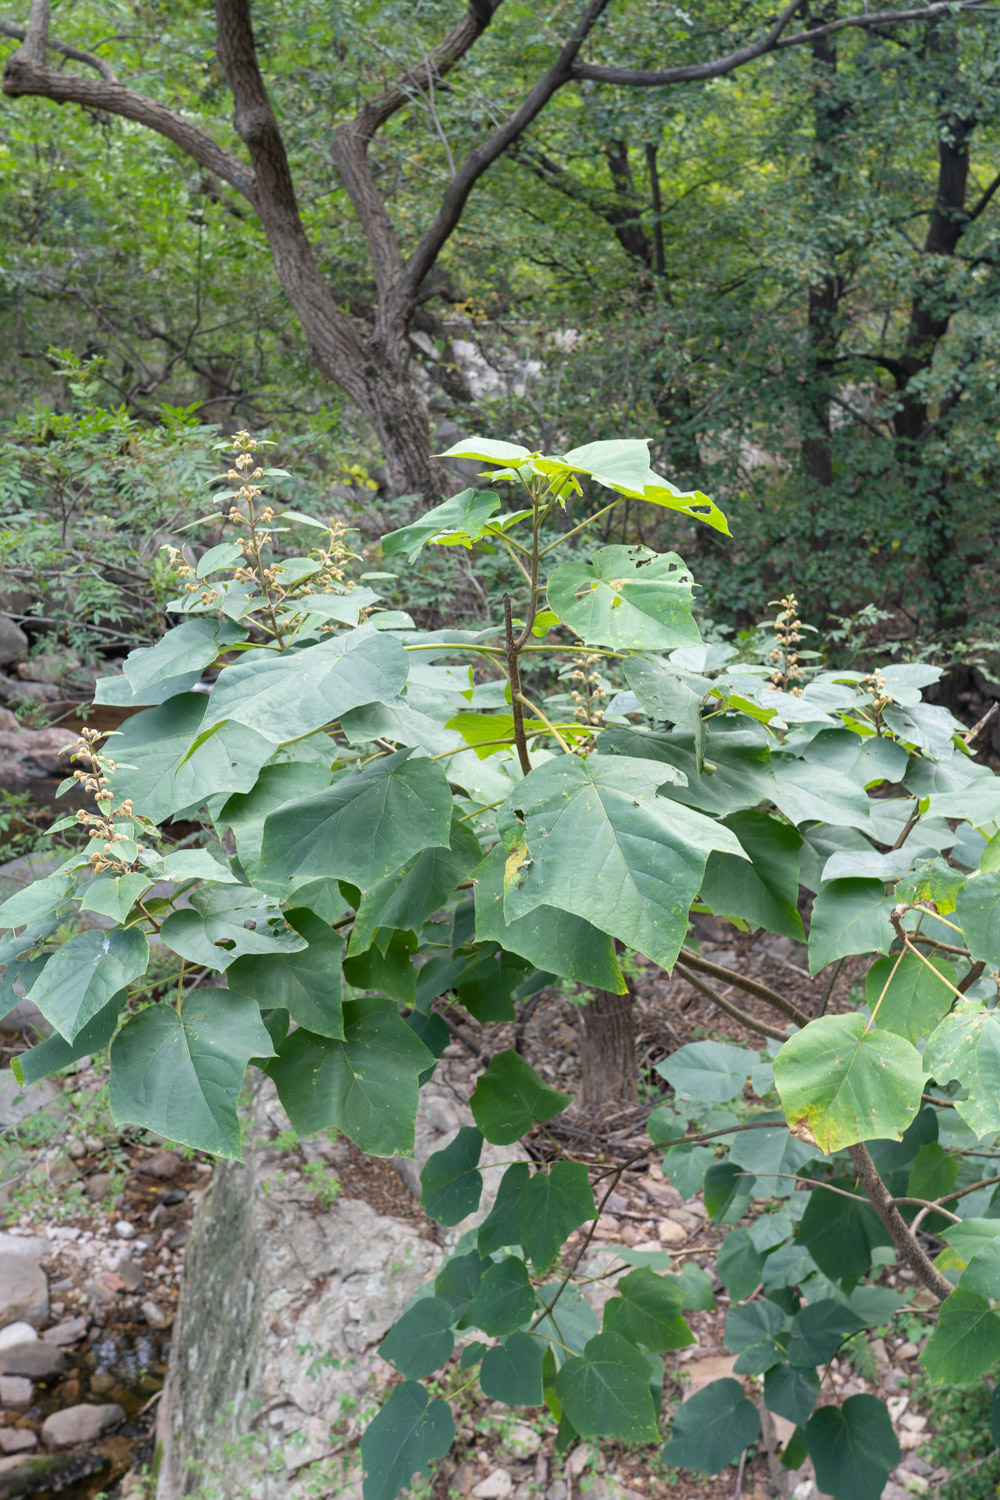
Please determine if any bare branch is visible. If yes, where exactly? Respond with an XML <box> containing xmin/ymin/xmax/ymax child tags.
<box><xmin>0</xmin><ymin>16</ymin><xmax>115</xmax><ymax>80</ymax></box>
<box><xmin>402</xmin><ymin>0</ymin><xmax>612</xmax><ymax>298</ymax></box>
<box><xmin>2</xmin><ymin>5</ymin><xmax>257</xmax><ymax>207</ymax></box>
<box><xmin>849</xmin><ymin>1141</ymin><xmax>953</xmax><ymax>1301</ymax></box>
<box><xmin>573</xmin><ymin>2</ymin><xmax>999</xmax><ymax>87</ymax></box>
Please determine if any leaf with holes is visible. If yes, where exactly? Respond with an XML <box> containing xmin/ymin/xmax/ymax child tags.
<box><xmin>548</xmin><ymin>544</ymin><xmax>700</xmax><ymax>651</ymax></box>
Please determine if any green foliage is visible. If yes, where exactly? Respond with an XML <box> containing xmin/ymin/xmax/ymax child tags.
<box><xmin>6</xmin><ymin>429</ymin><xmax>1000</xmax><ymax>1499</ymax></box>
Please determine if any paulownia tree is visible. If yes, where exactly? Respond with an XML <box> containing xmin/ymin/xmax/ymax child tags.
<box><xmin>1</xmin><ymin>1</ymin><xmax>994</xmax><ymax>496</ymax></box>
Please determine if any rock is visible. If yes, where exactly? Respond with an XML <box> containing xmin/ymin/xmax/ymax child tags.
<box><xmin>897</xmin><ymin>1341</ymin><xmax>920</xmax><ymax>1360</ymax></box>
<box><xmin>82</xmin><ymin>1279</ymin><xmax>117</xmax><ymax>1309</ymax></box>
<box><xmin>90</xmin><ymin>1372</ymin><xmax>116</xmax><ymax>1396</ymax></box>
<box><xmin>116</xmin><ymin>1260</ymin><xmax>143</xmax><ymax>1293</ymax></box>
<box><xmin>0</xmin><ymin>1257</ymin><xmax>48</xmax><ymax>1331</ymax></box>
<box><xmin>114</xmin><ymin>1220</ymin><xmax>136</xmax><ymax>1241</ymax></box>
<box><xmin>0</xmin><ymin>1430</ymin><xmax>36</xmax><ymax>1455</ymax></box>
<box><xmin>507</xmin><ymin>1423</ymin><xmax>541</xmax><ymax>1457</ymax></box>
<box><xmin>0</xmin><ymin>1325</ymin><xmax>37</xmax><ymax>1351</ymax></box>
<box><xmin>41</xmin><ymin>1402</ymin><xmax>124</xmax><ymax>1448</ymax></box>
<box><xmin>155</xmin><ymin>1078</ymin><xmax>444</xmax><ymax>1500</ymax></box>
<box><xmin>0</xmin><ymin>1451</ymin><xmax>81</xmax><ymax>1499</ymax></box>
<box><xmin>13</xmin><ymin>652</ymin><xmax>78</xmax><ymax>687</ymax></box>
<box><xmin>42</xmin><ymin>1317</ymin><xmax>88</xmax><ymax>1347</ymax></box>
<box><xmin>682</xmin><ymin>1354</ymin><xmax>738</xmax><ymax>1395</ymax></box>
<box><xmin>0</xmin><ymin>1076</ymin><xmax>61</xmax><ymax>1134</ymax></box>
<box><xmin>656</xmin><ymin>1219</ymin><xmax>688</xmax><ymax>1247</ymax></box>
<box><xmin>84</xmin><ymin>1174</ymin><xmax>114</xmax><ymax>1202</ymax></box>
<box><xmin>0</xmin><ymin>1342</ymin><xmax>64</xmax><ymax>1379</ymax></box>
<box><xmin>65</xmin><ymin>1138</ymin><xmax>86</xmax><ymax>1160</ymax></box>
<box><xmin>0</xmin><ymin>618</ymin><xmax>27</xmax><ymax>666</ymax></box>
<box><xmin>472</xmin><ymin>1472</ymin><xmax>513</xmax><ymax>1499</ymax></box>
<box><xmin>142</xmin><ymin>1150</ymin><xmax>182</xmax><ymax>1180</ymax></box>
<box><xmin>140</xmin><ymin>1301</ymin><xmax>172</xmax><ymax>1330</ymax></box>
<box><xmin>0</xmin><ymin>1375</ymin><xmax>32</xmax><ymax>1407</ymax></box>
<box><xmin>0</xmin><ymin>1000</ymin><xmax>49</xmax><ymax>1038</ymax></box>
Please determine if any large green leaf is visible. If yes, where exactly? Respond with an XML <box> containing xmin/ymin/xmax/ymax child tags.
<box><xmin>716</xmin><ymin>1228</ymin><xmax>765</xmax><ymax>1302</ymax></box>
<box><xmin>518</xmin><ymin>1161</ymin><xmax>597</xmax><ymax>1271</ymax></box>
<box><xmin>660</xmin><ymin>1378</ymin><xmax>760</xmax><ymax>1473</ymax></box>
<box><xmin>108</xmin><ymin>988</ymin><xmax>275</xmax><ymax>1158</ymax></box>
<box><xmin>865</xmin><ymin>952</ymin><xmax>956</xmax><ymax>1045</ymax></box>
<box><xmin>473</xmin><ymin>845</ymin><xmax>625</xmax><ymax>992</ymax></box>
<box><xmin>218</xmin><ymin>760</ymin><xmax>333</xmax><ymax>884</ymax></box>
<box><xmin>907</xmin><ymin>1141</ymin><xmax>959</xmax><ymax>1203</ymax></box>
<box><xmin>26</xmin><ymin>926</ymin><xmax>148</xmax><ymax>1041</ymax></box>
<box><xmin>602</xmin><ymin>1268</ymin><xmax>694</xmax><ymax>1353</ymax></box>
<box><xmin>554</xmin><ymin>1332</ymin><xmax>659</xmax><ymax>1443</ymax></box>
<box><xmin>480</xmin><ymin>1332</ymin><xmax>544</xmax><ymax>1406</ymax></box>
<box><xmin>420</xmin><ymin>1126</ymin><xmax>484</xmax><ymax>1226</ymax></box>
<box><xmin>200</xmin><ymin>625</ymin><xmax>408</xmax><ymax>744</ymax></box>
<box><xmin>360</xmin><ymin>1382</ymin><xmax>455</xmax><ymax>1500</ymax></box>
<box><xmin>226</xmin><ymin>909</ymin><xmax>344</xmax><ymax>1039</ymax></box>
<box><xmin>956</xmin><ymin>1240</ymin><xmax>1000</xmax><ymax>1299</ymax></box>
<box><xmin>787</xmin><ymin>1301</ymin><xmax>866</xmax><ymax>1367</ymax></box>
<box><xmin>381</xmin><ymin>487</ymin><xmax>502</xmax><ymax>562</ymax></box>
<box><xmin>955</xmin><ymin>871</ymin><xmax>1000</xmax><ymax>966</ymax></box>
<box><xmin>500</xmin><ymin>754</ymin><xmax>745</xmax><ymax>970</ymax></box>
<box><xmin>264</xmin><ymin>998</ymin><xmax>432</xmax><ymax>1155</ymax></box>
<box><xmin>923</xmin><ymin>1000</ymin><xmax>1000</xmax><ymax>1138</ymax></box>
<box><xmin>774</xmin><ymin>1013</ymin><xmax>926</xmax><ymax>1153</ymax></box>
<box><xmin>465</xmin><ymin>1257</ymin><xmax>536</xmax><ymax>1337</ymax></box>
<box><xmin>922</xmin><ymin>1287</ymin><xmax>1000</xmax><ymax>1382</ymax></box>
<box><xmin>350</xmin><ymin>813</ymin><xmax>481</xmax><ymax>955</ymax></box>
<box><xmin>258</xmin><ymin>749</ymin><xmax>453</xmax><ymax>890</ymax></box>
<box><xmin>700</xmin><ymin>811</ymin><xmax>805</xmax><ymax>940</ymax></box>
<box><xmin>160</xmin><ymin>886</ymin><xmax>307</xmax><ymax>972</ymax></box>
<box><xmin>378</xmin><ymin>1298</ymin><xmax>455</xmax><ymax>1380</ymax></box>
<box><xmin>656</xmin><ymin>1040</ymin><xmax>757</xmax><ymax>1103</ymax></box>
<box><xmin>548</xmin><ymin>544</ymin><xmax>700</xmax><ymax>651</ymax></box>
<box><xmin>13</xmin><ymin>991</ymin><xmax>125</xmax><ymax>1086</ymax></box>
<box><xmin>108</xmin><ymin>693</ymin><xmax>275</xmax><ymax>822</ymax></box>
<box><xmin>726</xmin><ymin>1121</ymin><xmax>818</xmax><ymax>1199</ymax></box>
<box><xmin>795</xmin><ymin>1181</ymin><xmax>891</xmax><ymax>1292</ymax></box>
<box><xmin>806</xmin><ymin>1396</ymin><xmax>900</xmax><ymax>1500</ymax></box>
<box><xmin>477</xmin><ymin>1162</ymin><xmax>530</xmax><ymax>1256</ymax></box>
<box><xmin>123</xmin><ymin>617</ymin><xmax>246</xmax><ymax>694</ymax></box>
<box><xmin>623</xmin><ymin>655</ymin><xmax>706</xmax><ymax>771</ymax></box>
<box><xmin>764</xmin><ymin>1363</ymin><xmax>820</xmax><ymax>1429</ymax></box>
<box><xmin>470</xmin><ymin>1050</ymin><xmax>572</xmax><ymax>1145</ymax></box>
<box><xmin>807</xmin><ymin>879</ymin><xmax>894</xmax><ymax>973</ymax></box>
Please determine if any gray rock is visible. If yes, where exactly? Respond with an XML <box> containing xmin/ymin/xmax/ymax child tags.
<box><xmin>41</xmin><ymin>1402</ymin><xmax>124</xmax><ymax>1448</ymax></box>
<box><xmin>0</xmin><ymin>1450</ymin><xmax>80</xmax><ymax>1498</ymax></box>
<box><xmin>0</xmin><ymin>1074</ymin><xmax>61</xmax><ymax>1132</ymax></box>
<box><xmin>143</xmin><ymin>1150</ymin><xmax>182</xmax><ymax>1180</ymax></box>
<box><xmin>0</xmin><ymin>1375</ymin><xmax>32</xmax><ymax>1407</ymax></box>
<box><xmin>140</xmin><ymin>1300</ymin><xmax>171</xmax><ymax>1330</ymax></box>
<box><xmin>0</xmin><ymin>1341</ymin><xmax>65</xmax><ymax>1379</ymax></box>
<box><xmin>0</xmin><ymin>618</ymin><xmax>27</xmax><ymax>666</ymax></box>
<box><xmin>0</xmin><ymin>1000</ymin><xmax>49</xmax><ymax>1038</ymax></box>
<box><xmin>42</xmin><ymin>1317</ymin><xmax>89</xmax><ymax>1346</ymax></box>
<box><xmin>0</xmin><ymin>1256</ymin><xmax>48</xmax><ymax>1331</ymax></box>
<box><xmin>0</xmin><ymin>1430</ymin><xmax>36</xmax><ymax>1455</ymax></box>
<box><xmin>0</xmin><ymin>1237</ymin><xmax>44</xmax><ymax>1261</ymax></box>
<box><xmin>155</xmin><ymin>1079</ymin><xmax>442</xmax><ymax>1500</ymax></box>
<box><xmin>84</xmin><ymin>1174</ymin><xmax>114</xmax><ymax>1202</ymax></box>
<box><xmin>0</xmin><ymin>1324</ymin><xmax>36</xmax><ymax>1350</ymax></box>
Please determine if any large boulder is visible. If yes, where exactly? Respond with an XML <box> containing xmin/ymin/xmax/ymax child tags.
<box><xmin>0</xmin><ymin>619</ymin><xmax>27</xmax><ymax>667</ymax></box>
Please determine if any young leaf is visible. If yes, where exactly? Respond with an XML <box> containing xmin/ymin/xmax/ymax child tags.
<box><xmin>264</xmin><ymin>998</ymin><xmax>432</xmax><ymax>1156</ymax></box>
<box><xmin>123</xmin><ymin>617</ymin><xmax>246</xmax><ymax>694</ymax></box>
<box><xmin>381</xmin><ymin>486</ymin><xmax>503</xmax><ymax>562</ymax></box>
<box><xmin>109</xmin><ymin>988</ymin><xmax>275</xmax><ymax>1159</ymax></box>
<box><xmin>554</xmin><ymin>1332</ymin><xmax>660</xmax><ymax>1443</ymax></box>
<box><xmin>480</xmin><ymin>1331</ymin><xmax>544</xmax><ymax>1406</ymax></box>
<box><xmin>660</xmin><ymin>1378</ymin><xmax>760</xmax><ymax>1473</ymax></box>
<box><xmin>716</xmin><ymin>1228</ymin><xmax>765</xmax><ymax>1302</ymax></box>
<box><xmin>774</xmin><ymin>1013</ymin><xmax>926</xmax><ymax>1153</ymax></box>
<box><xmin>805</xmin><ymin>1395</ymin><xmax>901</xmax><ymax>1500</ymax></box>
<box><xmin>470</xmin><ymin>1050</ymin><xmax>572</xmax><ymax>1145</ymax></box>
<box><xmin>360</xmin><ymin>1381</ymin><xmax>455</xmax><ymax>1500</ymax></box>
<box><xmin>420</xmin><ymin>1126</ymin><xmax>484</xmax><ymax>1226</ymax></box>
<box><xmin>700</xmin><ymin>811</ymin><xmax>805</xmax><ymax>941</ymax></box>
<box><xmin>603</xmin><ymin>1268</ymin><xmax>694</xmax><ymax>1353</ymax></box>
<box><xmin>955</xmin><ymin>871</ymin><xmax>1000</xmax><ymax>965</ymax></box>
<box><xmin>14</xmin><ymin>990</ymin><xmax>125</xmax><ymax>1086</ymax></box>
<box><xmin>724</xmin><ymin>1299</ymin><xmax>785</xmax><ymax>1353</ymax></box>
<box><xmin>378</xmin><ymin>1297</ymin><xmax>455</xmax><ymax>1380</ymax></box>
<box><xmin>923</xmin><ymin>1000</ymin><xmax>1000</xmax><ymax>1138</ymax></box>
<box><xmin>921</xmin><ymin>1287</ymin><xmax>1000</xmax><ymax>1383</ymax></box>
<box><xmin>518</xmin><ymin>1162</ymin><xmax>597</xmax><ymax>1271</ymax></box>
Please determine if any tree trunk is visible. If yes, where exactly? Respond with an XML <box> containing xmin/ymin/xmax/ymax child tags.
<box><xmin>578</xmin><ymin>988</ymin><xmax>638</xmax><ymax>1107</ymax></box>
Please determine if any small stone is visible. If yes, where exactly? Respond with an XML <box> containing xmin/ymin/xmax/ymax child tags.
<box><xmin>114</xmin><ymin>1220</ymin><xmax>136</xmax><ymax>1240</ymax></box>
<box><xmin>90</xmin><ymin>1371</ymin><xmax>116</xmax><ymax>1395</ymax></box>
<box><xmin>41</xmin><ymin>1402</ymin><xmax>124</xmax><ymax>1448</ymax></box>
<box><xmin>82</xmin><ymin>1278</ymin><xmax>117</xmax><ymax>1308</ymax></box>
<box><xmin>42</xmin><ymin>1317</ymin><xmax>89</xmax><ymax>1347</ymax></box>
<box><xmin>0</xmin><ymin>1254</ymin><xmax>48</xmax><ymax>1330</ymax></box>
<box><xmin>472</xmin><ymin>1470</ymin><xmax>513</xmax><ymax>1500</ymax></box>
<box><xmin>161</xmin><ymin>1189</ymin><xmax>187</xmax><ymax>1207</ymax></box>
<box><xmin>564</xmin><ymin>1446</ymin><xmax>592</xmax><ymax>1479</ymax></box>
<box><xmin>66</xmin><ymin>1139</ymin><xmax>87</xmax><ymax>1160</ymax></box>
<box><xmin>116</xmin><ymin>1259</ymin><xmax>144</xmax><ymax>1293</ymax></box>
<box><xmin>0</xmin><ymin>1324</ymin><xmax>37</xmax><ymax>1350</ymax></box>
<box><xmin>0</xmin><ymin>1428</ymin><xmax>37</xmax><ymax>1454</ymax></box>
<box><xmin>898</xmin><ymin>1341</ymin><xmax>919</xmax><ymax>1360</ymax></box>
<box><xmin>84</xmin><ymin>1174</ymin><xmax>114</xmax><ymax>1202</ymax></box>
<box><xmin>451</xmin><ymin>1462</ymin><xmax>477</xmax><ymax>1495</ymax></box>
<box><xmin>507</xmin><ymin>1423</ymin><xmax>541</xmax><ymax>1457</ymax></box>
<box><xmin>0</xmin><ymin>1341</ymin><xmax>65</xmax><ymax>1379</ymax></box>
<box><xmin>54</xmin><ymin>1379</ymin><xmax>82</xmax><ymax>1405</ymax></box>
<box><xmin>657</xmin><ymin>1219</ymin><xmax>688</xmax><ymax>1247</ymax></box>
<box><xmin>0</xmin><ymin>1374</ymin><xmax>33</xmax><ymax>1406</ymax></box>
<box><xmin>140</xmin><ymin>1300</ymin><xmax>172</xmax><ymax>1330</ymax></box>
<box><xmin>143</xmin><ymin>1150</ymin><xmax>181</xmax><ymax>1180</ymax></box>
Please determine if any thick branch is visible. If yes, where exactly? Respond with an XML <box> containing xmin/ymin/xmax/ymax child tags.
<box><xmin>402</xmin><ymin>0</ymin><xmax>612</xmax><ymax>297</ymax></box>
<box><xmin>674</xmin><ymin>961</ymin><xmax>790</xmax><ymax>1042</ymax></box>
<box><xmin>848</xmin><ymin>1141</ymin><xmax>953</xmax><ymax>1301</ymax></box>
<box><xmin>0</xmin><ymin>18</ymin><xmax>115</xmax><ymax>79</ymax></box>
<box><xmin>573</xmin><ymin>2</ymin><xmax>997</xmax><ymax>87</ymax></box>
<box><xmin>677</xmin><ymin>947</ymin><xmax>810</xmax><ymax>1028</ymax></box>
<box><xmin>1</xmin><ymin>5</ymin><xmax>257</xmax><ymax>206</ymax></box>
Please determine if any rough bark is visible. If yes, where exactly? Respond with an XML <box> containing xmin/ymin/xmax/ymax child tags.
<box><xmin>579</xmin><ymin>988</ymin><xmax>638</xmax><ymax>1106</ymax></box>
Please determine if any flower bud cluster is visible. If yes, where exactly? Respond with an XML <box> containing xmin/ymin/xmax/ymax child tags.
<box><xmin>570</xmin><ymin>653</ymin><xmax>606</xmax><ymax>740</ymax></box>
<box><xmin>70</xmin><ymin>727</ymin><xmax>138</xmax><ymax>875</ymax></box>
<box><xmin>769</xmin><ymin>592</ymin><xmax>804</xmax><ymax>696</ymax></box>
